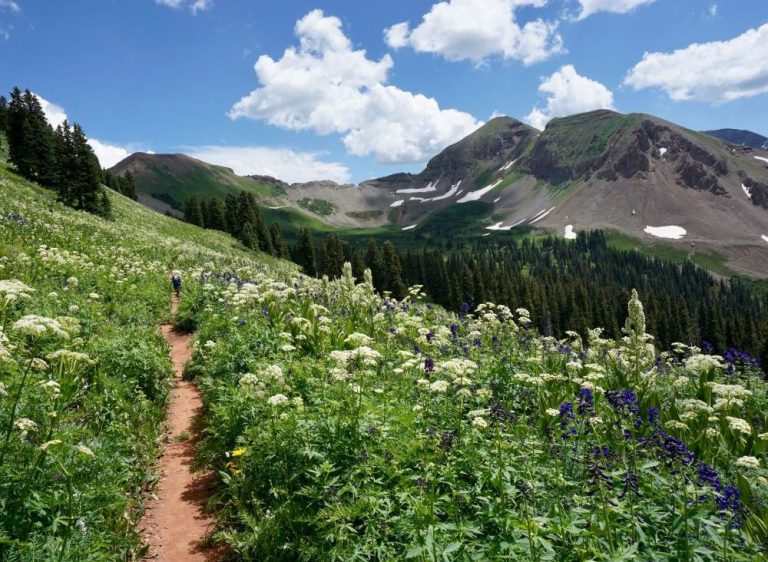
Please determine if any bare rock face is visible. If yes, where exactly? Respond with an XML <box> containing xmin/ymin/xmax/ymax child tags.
<box><xmin>739</xmin><ymin>171</ymin><xmax>768</xmax><ymax>208</ymax></box>
<box><xmin>675</xmin><ymin>160</ymin><xmax>726</xmax><ymax>195</ymax></box>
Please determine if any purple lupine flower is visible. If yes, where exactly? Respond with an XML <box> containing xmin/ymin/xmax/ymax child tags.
<box><xmin>577</xmin><ymin>387</ymin><xmax>594</xmax><ymax>417</ymax></box>
<box><xmin>697</xmin><ymin>463</ymin><xmax>722</xmax><ymax>492</ymax></box>
<box><xmin>647</xmin><ymin>407</ymin><xmax>660</xmax><ymax>426</ymax></box>
<box><xmin>424</xmin><ymin>357</ymin><xmax>435</xmax><ymax>374</ymax></box>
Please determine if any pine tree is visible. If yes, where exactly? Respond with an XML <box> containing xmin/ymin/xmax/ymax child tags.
<box><xmin>0</xmin><ymin>95</ymin><xmax>8</xmax><ymax>133</ymax></box>
<box><xmin>184</xmin><ymin>196</ymin><xmax>204</xmax><ymax>226</ymax></box>
<box><xmin>382</xmin><ymin>241</ymin><xmax>406</xmax><ymax>299</ymax></box>
<box><xmin>365</xmin><ymin>240</ymin><xmax>385</xmax><ymax>292</ymax></box>
<box><xmin>297</xmin><ymin>228</ymin><xmax>317</xmax><ymax>277</ymax></box>
<box><xmin>324</xmin><ymin>235</ymin><xmax>344</xmax><ymax>279</ymax></box>
<box><xmin>269</xmin><ymin>223</ymin><xmax>290</xmax><ymax>259</ymax></box>
<box><xmin>206</xmin><ymin>198</ymin><xmax>227</xmax><ymax>232</ymax></box>
<box><xmin>121</xmin><ymin>171</ymin><xmax>137</xmax><ymax>200</ymax></box>
<box><xmin>70</xmin><ymin>123</ymin><xmax>111</xmax><ymax>217</ymax></box>
<box><xmin>240</xmin><ymin>222</ymin><xmax>258</xmax><ymax>250</ymax></box>
<box><xmin>254</xmin><ymin>208</ymin><xmax>274</xmax><ymax>255</ymax></box>
<box><xmin>225</xmin><ymin>194</ymin><xmax>241</xmax><ymax>237</ymax></box>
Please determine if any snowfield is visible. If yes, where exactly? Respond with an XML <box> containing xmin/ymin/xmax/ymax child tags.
<box><xmin>397</xmin><ymin>180</ymin><xmax>438</xmax><ymax>194</ymax></box>
<box><xmin>499</xmin><ymin>159</ymin><xmax>516</xmax><ymax>172</ymax></box>
<box><xmin>529</xmin><ymin>207</ymin><xmax>556</xmax><ymax>224</ymax></box>
<box><xmin>486</xmin><ymin>218</ymin><xmax>526</xmax><ymax>231</ymax></box>
<box><xmin>401</xmin><ymin>224</ymin><xmax>418</xmax><ymax>231</ymax></box>
<box><xmin>390</xmin><ymin>199</ymin><xmax>404</xmax><ymax>208</ymax></box>
<box><xmin>457</xmin><ymin>179</ymin><xmax>502</xmax><ymax>203</ymax></box>
<box><xmin>742</xmin><ymin>184</ymin><xmax>752</xmax><ymax>200</ymax></box>
<box><xmin>754</xmin><ymin>156</ymin><xmax>768</xmax><ymax>165</ymax></box>
<box><xmin>644</xmin><ymin>225</ymin><xmax>687</xmax><ymax>239</ymax></box>
<box><xmin>426</xmin><ymin>180</ymin><xmax>462</xmax><ymax>202</ymax></box>
<box><xmin>564</xmin><ymin>225</ymin><xmax>576</xmax><ymax>240</ymax></box>
<box><xmin>762</xmin><ymin>234</ymin><xmax>768</xmax><ymax>244</ymax></box>
<box><xmin>659</xmin><ymin>147</ymin><xmax>667</xmax><ymax>157</ymax></box>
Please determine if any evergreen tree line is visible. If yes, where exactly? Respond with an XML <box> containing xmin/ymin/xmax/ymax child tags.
<box><xmin>295</xmin><ymin>229</ymin><xmax>768</xmax><ymax>362</ymax></box>
<box><xmin>183</xmin><ymin>192</ymin><xmax>290</xmax><ymax>259</ymax></box>
<box><xmin>0</xmin><ymin>88</ymin><xmax>111</xmax><ymax>218</ymax></box>
<box><xmin>103</xmin><ymin>169</ymin><xmax>138</xmax><ymax>200</ymax></box>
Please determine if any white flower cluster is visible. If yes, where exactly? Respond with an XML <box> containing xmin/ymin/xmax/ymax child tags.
<box><xmin>12</xmin><ymin>315</ymin><xmax>69</xmax><ymax>339</ymax></box>
<box><xmin>684</xmin><ymin>354</ymin><xmax>725</xmax><ymax>375</ymax></box>
<box><xmin>0</xmin><ymin>279</ymin><xmax>34</xmax><ymax>303</ymax></box>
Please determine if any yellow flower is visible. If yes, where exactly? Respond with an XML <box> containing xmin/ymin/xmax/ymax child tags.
<box><xmin>231</xmin><ymin>447</ymin><xmax>247</xmax><ymax>457</ymax></box>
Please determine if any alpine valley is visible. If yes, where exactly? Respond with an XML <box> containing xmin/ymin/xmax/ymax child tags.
<box><xmin>111</xmin><ymin>110</ymin><xmax>768</xmax><ymax>278</ymax></box>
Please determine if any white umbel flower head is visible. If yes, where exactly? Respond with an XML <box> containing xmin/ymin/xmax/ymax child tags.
<box><xmin>735</xmin><ymin>456</ymin><xmax>760</xmax><ymax>469</ymax></box>
<box><xmin>267</xmin><ymin>394</ymin><xmax>289</xmax><ymax>407</ymax></box>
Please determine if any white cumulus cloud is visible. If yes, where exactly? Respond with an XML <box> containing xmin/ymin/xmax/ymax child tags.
<box><xmin>155</xmin><ymin>0</ymin><xmax>211</xmax><ymax>14</ymax></box>
<box><xmin>624</xmin><ymin>23</ymin><xmax>768</xmax><ymax>104</ymax></box>
<box><xmin>185</xmin><ymin>146</ymin><xmax>351</xmax><ymax>184</ymax></box>
<box><xmin>524</xmin><ymin>65</ymin><xmax>615</xmax><ymax>130</ymax></box>
<box><xmin>229</xmin><ymin>9</ymin><xmax>481</xmax><ymax>164</ymax></box>
<box><xmin>35</xmin><ymin>94</ymin><xmax>68</xmax><ymax>128</ymax></box>
<box><xmin>384</xmin><ymin>0</ymin><xmax>562</xmax><ymax>65</ymax></box>
<box><xmin>0</xmin><ymin>0</ymin><xmax>20</xmax><ymax>13</ymax></box>
<box><xmin>34</xmin><ymin>93</ymin><xmax>139</xmax><ymax>169</ymax></box>
<box><xmin>88</xmin><ymin>139</ymin><xmax>132</xmax><ymax>169</ymax></box>
<box><xmin>575</xmin><ymin>0</ymin><xmax>655</xmax><ymax>20</ymax></box>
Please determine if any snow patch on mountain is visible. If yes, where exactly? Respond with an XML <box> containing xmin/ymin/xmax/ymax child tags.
<box><xmin>457</xmin><ymin>179</ymin><xmax>502</xmax><ymax>203</ymax></box>
<box><xmin>754</xmin><ymin>156</ymin><xmax>768</xmax><ymax>165</ymax></box>
<box><xmin>762</xmin><ymin>234</ymin><xmax>768</xmax><ymax>244</ymax></box>
<box><xmin>486</xmin><ymin>217</ymin><xmax>527</xmax><ymax>231</ymax></box>
<box><xmin>564</xmin><ymin>225</ymin><xmax>576</xmax><ymax>239</ymax></box>
<box><xmin>529</xmin><ymin>207</ymin><xmax>556</xmax><ymax>224</ymax></box>
<box><xmin>397</xmin><ymin>180</ymin><xmax>438</xmax><ymax>194</ymax></box>
<box><xmin>426</xmin><ymin>180</ymin><xmax>462</xmax><ymax>202</ymax></box>
<box><xmin>401</xmin><ymin>224</ymin><xmax>418</xmax><ymax>231</ymax></box>
<box><xmin>390</xmin><ymin>199</ymin><xmax>404</xmax><ymax>208</ymax></box>
<box><xmin>742</xmin><ymin>184</ymin><xmax>752</xmax><ymax>200</ymax></box>
<box><xmin>644</xmin><ymin>225</ymin><xmax>687</xmax><ymax>239</ymax></box>
<box><xmin>499</xmin><ymin>159</ymin><xmax>516</xmax><ymax>172</ymax></box>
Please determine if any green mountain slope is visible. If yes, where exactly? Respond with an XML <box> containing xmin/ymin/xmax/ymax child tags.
<box><xmin>109</xmin><ymin>152</ymin><xmax>284</xmax><ymax>210</ymax></box>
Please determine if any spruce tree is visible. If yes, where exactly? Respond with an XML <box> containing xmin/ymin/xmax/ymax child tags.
<box><xmin>0</xmin><ymin>95</ymin><xmax>8</xmax><ymax>133</ymax></box>
<box><xmin>382</xmin><ymin>241</ymin><xmax>406</xmax><ymax>299</ymax></box>
<box><xmin>184</xmin><ymin>196</ymin><xmax>204</xmax><ymax>226</ymax></box>
<box><xmin>206</xmin><ymin>198</ymin><xmax>228</xmax><ymax>231</ymax></box>
<box><xmin>121</xmin><ymin>171</ymin><xmax>137</xmax><ymax>200</ymax></box>
<box><xmin>269</xmin><ymin>223</ymin><xmax>290</xmax><ymax>259</ymax></box>
<box><xmin>240</xmin><ymin>222</ymin><xmax>258</xmax><ymax>250</ymax></box>
<box><xmin>297</xmin><ymin>228</ymin><xmax>317</xmax><ymax>277</ymax></box>
<box><xmin>365</xmin><ymin>240</ymin><xmax>385</xmax><ymax>292</ymax></box>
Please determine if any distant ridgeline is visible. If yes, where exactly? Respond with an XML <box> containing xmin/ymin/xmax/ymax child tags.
<box><xmin>0</xmin><ymin>87</ymin><xmax>136</xmax><ymax>218</ymax></box>
<box><xmin>292</xmin><ymin>230</ymin><xmax>768</xmax><ymax>363</ymax></box>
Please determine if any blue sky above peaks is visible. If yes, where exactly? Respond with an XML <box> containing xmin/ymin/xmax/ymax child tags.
<box><xmin>0</xmin><ymin>0</ymin><xmax>766</xmax><ymax>183</ymax></box>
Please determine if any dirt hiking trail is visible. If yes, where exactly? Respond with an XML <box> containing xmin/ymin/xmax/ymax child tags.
<box><xmin>140</xmin><ymin>294</ymin><xmax>221</xmax><ymax>561</ymax></box>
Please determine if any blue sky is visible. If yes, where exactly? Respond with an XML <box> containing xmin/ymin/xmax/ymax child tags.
<box><xmin>1</xmin><ymin>0</ymin><xmax>767</xmax><ymax>183</ymax></box>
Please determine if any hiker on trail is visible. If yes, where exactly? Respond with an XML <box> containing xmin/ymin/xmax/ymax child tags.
<box><xmin>171</xmin><ymin>271</ymin><xmax>182</xmax><ymax>297</ymax></box>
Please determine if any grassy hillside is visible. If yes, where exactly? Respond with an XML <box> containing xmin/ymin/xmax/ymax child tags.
<box><xmin>110</xmin><ymin>153</ymin><xmax>284</xmax><ymax>210</ymax></box>
<box><xmin>0</xmin><ymin>160</ymin><xmax>294</xmax><ymax>559</ymax></box>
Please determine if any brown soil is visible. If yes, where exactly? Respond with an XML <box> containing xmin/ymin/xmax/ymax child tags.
<box><xmin>140</xmin><ymin>295</ymin><xmax>222</xmax><ymax>561</ymax></box>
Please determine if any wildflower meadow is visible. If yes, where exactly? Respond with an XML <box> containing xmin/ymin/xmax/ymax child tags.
<box><xmin>179</xmin><ymin>265</ymin><xmax>768</xmax><ymax>560</ymax></box>
<box><xmin>1</xmin><ymin>157</ymin><xmax>767</xmax><ymax>560</ymax></box>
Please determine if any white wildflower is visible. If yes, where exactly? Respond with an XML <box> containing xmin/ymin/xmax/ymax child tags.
<box><xmin>735</xmin><ymin>456</ymin><xmax>760</xmax><ymax>469</ymax></box>
<box><xmin>267</xmin><ymin>394</ymin><xmax>289</xmax><ymax>407</ymax></box>
<box><xmin>39</xmin><ymin>439</ymin><xmax>63</xmax><ymax>451</ymax></box>
<box><xmin>429</xmin><ymin>380</ymin><xmax>449</xmax><ymax>393</ymax></box>
<box><xmin>471</xmin><ymin>417</ymin><xmax>488</xmax><ymax>429</ymax></box>
<box><xmin>726</xmin><ymin>416</ymin><xmax>752</xmax><ymax>436</ymax></box>
<box><xmin>76</xmin><ymin>445</ymin><xmax>95</xmax><ymax>458</ymax></box>
<box><xmin>12</xmin><ymin>315</ymin><xmax>69</xmax><ymax>339</ymax></box>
